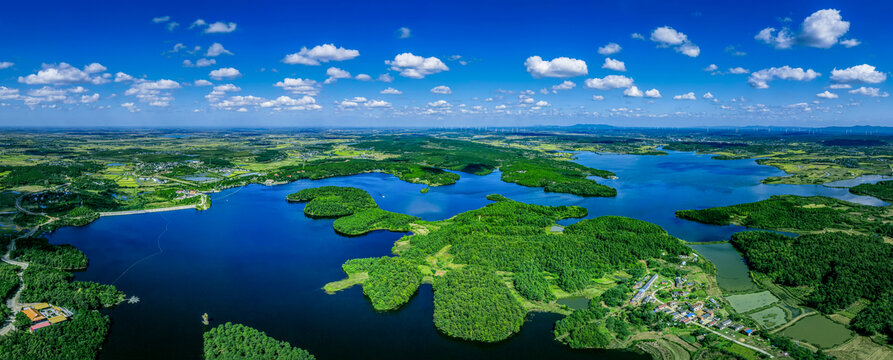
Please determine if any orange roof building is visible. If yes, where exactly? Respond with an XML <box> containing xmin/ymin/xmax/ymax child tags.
<box><xmin>47</xmin><ymin>315</ymin><xmax>68</xmax><ymax>324</ymax></box>
<box><xmin>22</xmin><ymin>308</ymin><xmax>45</xmax><ymax>322</ymax></box>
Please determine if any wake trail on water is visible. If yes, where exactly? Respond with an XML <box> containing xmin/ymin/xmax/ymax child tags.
<box><xmin>112</xmin><ymin>214</ymin><xmax>170</xmax><ymax>285</ymax></box>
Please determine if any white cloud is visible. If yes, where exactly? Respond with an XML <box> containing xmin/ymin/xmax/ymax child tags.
<box><xmin>702</xmin><ymin>92</ymin><xmax>714</xmax><ymax>99</ymax></box>
<box><xmin>196</xmin><ymin>58</ymin><xmax>217</xmax><ymax>67</ymax></box>
<box><xmin>728</xmin><ymin>67</ymin><xmax>750</xmax><ymax>74</ymax></box>
<box><xmin>205</xmin><ymin>22</ymin><xmax>237</xmax><ymax>34</ymax></box>
<box><xmin>386</xmin><ymin>53</ymin><xmax>449</xmax><ymax>78</ymax></box>
<box><xmin>430</xmin><ymin>85</ymin><xmax>452</xmax><ymax>94</ymax></box>
<box><xmin>0</xmin><ymin>86</ymin><xmax>20</xmax><ymax>100</ymax></box>
<box><xmin>747</xmin><ymin>66</ymin><xmax>820</xmax><ymax>89</ymax></box>
<box><xmin>206</xmin><ymin>43</ymin><xmax>233</xmax><ymax>57</ymax></box>
<box><xmin>397</xmin><ymin>27</ymin><xmax>411</xmax><ymax>39</ymax></box>
<box><xmin>380</xmin><ymin>87</ymin><xmax>402</xmax><ymax>95</ymax></box>
<box><xmin>194</xmin><ymin>80</ymin><xmax>213</xmax><ymax>86</ymax></box>
<box><xmin>189</xmin><ymin>19</ymin><xmax>207</xmax><ymax>29</ymax></box>
<box><xmin>365</xmin><ymin>99</ymin><xmax>391</xmax><ymax>108</ymax></box>
<box><xmin>495</xmin><ymin>104</ymin><xmax>507</xmax><ymax>110</ymax></box>
<box><xmin>80</xmin><ymin>93</ymin><xmax>100</xmax><ymax>103</ymax></box>
<box><xmin>644</xmin><ymin>88</ymin><xmax>661</xmax><ymax>98</ymax></box>
<box><xmin>378</xmin><ymin>74</ymin><xmax>394</xmax><ymax>83</ymax></box>
<box><xmin>840</xmin><ymin>39</ymin><xmax>860</xmax><ymax>48</ymax></box>
<box><xmin>274</xmin><ymin>78</ymin><xmax>320</xmax><ymax>96</ymax></box>
<box><xmin>592</xmin><ymin>95</ymin><xmax>605</xmax><ymax>101</ymax></box>
<box><xmin>209</xmin><ymin>67</ymin><xmax>241</xmax><ymax>80</ymax></box>
<box><xmin>602</xmin><ymin>58</ymin><xmax>626</xmax><ymax>72</ymax></box>
<box><xmin>631</xmin><ymin>33</ymin><xmax>645</xmax><ymax>40</ymax></box>
<box><xmin>19</xmin><ymin>63</ymin><xmax>109</xmax><ymax>85</ymax></box>
<box><xmin>428</xmin><ymin>100</ymin><xmax>451</xmax><ymax>108</ymax></box>
<box><xmin>552</xmin><ymin>81</ymin><xmax>576</xmax><ymax>91</ymax></box>
<box><xmin>124</xmin><ymin>79</ymin><xmax>181</xmax><ymax>106</ymax></box>
<box><xmin>597</xmin><ymin>43</ymin><xmax>622</xmax><ymax>55</ymax></box>
<box><xmin>703</xmin><ymin>64</ymin><xmax>718</xmax><ymax>72</ymax></box>
<box><xmin>535</xmin><ymin>100</ymin><xmax>550</xmax><ymax>106</ymax></box>
<box><xmin>673</xmin><ymin>92</ymin><xmax>696</xmax><ymax>100</ymax></box>
<box><xmin>756</xmin><ymin>9</ymin><xmax>852</xmax><ymax>49</ymax></box>
<box><xmin>848</xmin><ymin>87</ymin><xmax>889</xmax><ymax>97</ymax></box>
<box><xmin>282</xmin><ymin>44</ymin><xmax>360</xmax><ymax>65</ymax></box>
<box><xmin>121</xmin><ymin>102</ymin><xmax>139</xmax><ymax>112</ymax></box>
<box><xmin>114</xmin><ymin>72</ymin><xmax>134</xmax><ymax>82</ymax></box>
<box><xmin>623</xmin><ymin>86</ymin><xmax>644</xmax><ymax>97</ymax></box>
<box><xmin>829</xmin><ymin>83</ymin><xmax>851</xmax><ymax>89</ymax></box>
<box><xmin>829</xmin><ymin>64</ymin><xmax>886</xmax><ymax>84</ymax></box>
<box><xmin>584</xmin><ymin>75</ymin><xmax>634</xmax><ymax>90</ymax></box>
<box><xmin>152</xmin><ymin>16</ymin><xmax>170</xmax><ymax>23</ymax></box>
<box><xmin>324</xmin><ymin>67</ymin><xmax>351</xmax><ymax>84</ymax></box>
<box><xmin>167</xmin><ymin>22</ymin><xmax>179</xmax><ymax>31</ymax></box>
<box><xmin>650</xmin><ymin>26</ymin><xmax>700</xmax><ymax>57</ymax></box>
<box><xmin>525</xmin><ymin>56</ymin><xmax>587</xmax><ymax>78</ymax></box>
<box><xmin>816</xmin><ymin>91</ymin><xmax>838</xmax><ymax>99</ymax></box>
<box><xmin>799</xmin><ymin>9</ymin><xmax>850</xmax><ymax>48</ymax></box>
<box><xmin>261</xmin><ymin>95</ymin><xmax>317</xmax><ymax>108</ymax></box>
<box><xmin>355</xmin><ymin>74</ymin><xmax>372</xmax><ymax>81</ymax></box>
<box><xmin>0</xmin><ymin>62</ymin><xmax>14</xmax><ymax>69</ymax></box>
<box><xmin>68</xmin><ymin>86</ymin><xmax>88</xmax><ymax>93</ymax></box>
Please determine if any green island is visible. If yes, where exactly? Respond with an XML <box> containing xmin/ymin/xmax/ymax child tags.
<box><xmin>203</xmin><ymin>322</ymin><xmax>315</xmax><ymax>360</ymax></box>
<box><xmin>677</xmin><ymin>194</ymin><xmax>893</xmax><ymax>359</ymax></box>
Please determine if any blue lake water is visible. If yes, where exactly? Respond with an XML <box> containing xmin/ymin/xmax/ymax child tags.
<box><xmin>47</xmin><ymin>150</ymin><xmax>885</xmax><ymax>359</ymax></box>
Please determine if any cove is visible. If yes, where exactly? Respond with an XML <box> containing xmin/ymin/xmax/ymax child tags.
<box><xmin>46</xmin><ymin>150</ymin><xmax>883</xmax><ymax>359</ymax></box>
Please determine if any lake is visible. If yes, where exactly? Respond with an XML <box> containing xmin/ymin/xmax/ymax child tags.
<box><xmin>47</xmin><ymin>150</ymin><xmax>884</xmax><ymax>359</ymax></box>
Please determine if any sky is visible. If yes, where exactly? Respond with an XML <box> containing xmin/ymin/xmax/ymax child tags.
<box><xmin>0</xmin><ymin>0</ymin><xmax>890</xmax><ymax>127</ymax></box>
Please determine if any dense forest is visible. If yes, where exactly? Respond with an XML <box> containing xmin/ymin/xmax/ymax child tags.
<box><xmin>849</xmin><ymin>180</ymin><xmax>893</xmax><ymax>202</ymax></box>
<box><xmin>20</xmin><ymin>265</ymin><xmax>124</xmax><ymax>310</ymax></box>
<box><xmin>286</xmin><ymin>186</ymin><xmax>377</xmax><ymax>217</ymax></box>
<box><xmin>730</xmin><ymin>231</ymin><xmax>893</xmax><ymax>336</ymax></box>
<box><xmin>11</xmin><ymin>237</ymin><xmax>88</xmax><ymax>269</ymax></box>
<box><xmin>432</xmin><ymin>266</ymin><xmax>526</xmax><ymax>342</ymax></box>
<box><xmin>333</xmin><ymin>208</ymin><xmax>418</xmax><ymax>236</ymax></box>
<box><xmin>360</xmin><ymin>256</ymin><xmax>423</xmax><ymax>311</ymax></box>
<box><xmin>203</xmin><ymin>322</ymin><xmax>315</xmax><ymax>360</ymax></box>
<box><xmin>0</xmin><ymin>311</ymin><xmax>110</xmax><ymax>360</ymax></box>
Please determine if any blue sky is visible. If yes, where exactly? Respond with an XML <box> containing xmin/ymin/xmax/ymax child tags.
<box><xmin>0</xmin><ymin>0</ymin><xmax>890</xmax><ymax>127</ymax></box>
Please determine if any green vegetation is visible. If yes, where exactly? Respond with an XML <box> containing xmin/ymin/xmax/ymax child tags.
<box><xmin>850</xmin><ymin>180</ymin><xmax>893</xmax><ymax>202</ymax></box>
<box><xmin>0</xmin><ymin>311</ymin><xmax>110</xmax><ymax>360</ymax></box>
<box><xmin>780</xmin><ymin>315</ymin><xmax>854</xmax><ymax>349</ymax></box>
<box><xmin>675</xmin><ymin>195</ymin><xmax>852</xmax><ymax>230</ymax></box>
<box><xmin>20</xmin><ymin>265</ymin><xmax>124</xmax><ymax>310</ymax></box>
<box><xmin>433</xmin><ymin>266</ymin><xmax>525</xmax><ymax>342</ymax></box>
<box><xmin>0</xmin><ymin>263</ymin><xmax>19</xmax><ymax>300</ymax></box>
<box><xmin>287</xmin><ymin>186</ymin><xmax>377</xmax><ymax>217</ymax></box>
<box><xmin>333</xmin><ymin>208</ymin><xmax>418</xmax><ymax>236</ymax></box>
<box><xmin>204</xmin><ymin>322</ymin><xmax>315</xmax><ymax>360</ymax></box>
<box><xmin>513</xmin><ymin>268</ymin><xmax>555</xmax><ymax>302</ymax></box>
<box><xmin>500</xmin><ymin>160</ymin><xmax>616</xmax><ymax>197</ymax></box>
<box><xmin>725</xmin><ymin>291</ymin><xmax>779</xmax><ymax>313</ymax></box>
<box><xmin>11</xmin><ymin>237</ymin><xmax>88</xmax><ymax>269</ymax></box>
<box><xmin>851</xmin><ymin>290</ymin><xmax>893</xmax><ymax>338</ymax></box>
<box><xmin>361</xmin><ymin>257</ymin><xmax>423</xmax><ymax>311</ymax></box>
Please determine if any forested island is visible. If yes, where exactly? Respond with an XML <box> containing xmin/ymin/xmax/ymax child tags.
<box><xmin>203</xmin><ymin>322</ymin><xmax>315</xmax><ymax>360</ymax></box>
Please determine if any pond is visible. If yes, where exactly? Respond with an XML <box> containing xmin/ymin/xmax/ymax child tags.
<box><xmin>47</xmin><ymin>150</ymin><xmax>885</xmax><ymax>359</ymax></box>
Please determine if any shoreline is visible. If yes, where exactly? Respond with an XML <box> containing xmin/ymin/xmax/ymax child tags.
<box><xmin>99</xmin><ymin>194</ymin><xmax>209</xmax><ymax>217</ymax></box>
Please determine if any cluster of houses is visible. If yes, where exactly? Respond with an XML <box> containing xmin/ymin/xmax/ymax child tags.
<box><xmin>655</xmin><ymin>301</ymin><xmax>754</xmax><ymax>336</ymax></box>
<box><xmin>630</xmin><ymin>274</ymin><xmax>659</xmax><ymax>304</ymax></box>
<box><xmin>174</xmin><ymin>189</ymin><xmax>201</xmax><ymax>200</ymax></box>
<box><xmin>21</xmin><ymin>303</ymin><xmax>73</xmax><ymax>332</ymax></box>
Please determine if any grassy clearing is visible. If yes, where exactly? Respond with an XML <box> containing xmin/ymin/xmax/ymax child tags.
<box><xmin>323</xmin><ymin>272</ymin><xmax>368</xmax><ymax>293</ymax></box>
<box><xmin>826</xmin><ymin>335</ymin><xmax>893</xmax><ymax>360</ymax></box>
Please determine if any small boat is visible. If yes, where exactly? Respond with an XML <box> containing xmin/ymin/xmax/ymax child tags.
<box><xmin>201</xmin><ymin>313</ymin><xmax>209</xmax><ymax>326</ymax></box>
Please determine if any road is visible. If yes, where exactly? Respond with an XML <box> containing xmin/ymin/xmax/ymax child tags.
<box><xmin>693</xmin><ymin>322</ymin><xmax>775</xmax><ymax>358</ymax></box>
<box><xmin>99</xmin><ymin>194</ymin><xmax>207</xmax><ymax>217</ymax></box>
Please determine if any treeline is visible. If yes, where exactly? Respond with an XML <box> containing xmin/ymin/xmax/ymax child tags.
<box><xmin>11</xmin><ymin>237</ymin><xmax>88</xmax><ymax>269</ymax></box>
<box><xmin>676</xmin><ymin>195</ymin><xmax>869</xmax><ymax>231</ymax></box>
<box><xmin>287</xmin><ymin>186</ymin><xmax>377</xmax><ymax>217</ymax></box>
<box><xmin>761</xmin><ymin>332</ymin><xmax>836</xmax><ymax>360</ymax></box>
<box><xmin>501</xmin><ymin>160</ymin><xmax>616</xmax><ymax>197</ymax></box>
<box><xmin>730</xmin><ymin>231</ymin><xmax>893</xmax><ymax>336</ymax></box>
<box><xmin>21</xmin><ymin>265</ymin><xmax>124</xmax><ymax>310</ymax></box>
<box><xmin>513</xmin><ymin>268</ymin><xmax>555</xmax><ymax>302</ymax></box>
<box><xmin>0</xmin><ymin>162</ymin><xmax>103</xmax><ymax>187</ymax></box>
<box><xmin>0</xmin><ymin>310</ymin><xmax>111</xmax><ymax>360</ymax></box>
<box><xmin>433</xmin><ymin>266</ymin><xmax>526</xmax><ymax>342</ymax></box>
<box><xmin>333</xmin><ymin>208</ymin><xmax>418</xmax><ymax>236</ymax></box>
<box><xmin>554</xmin><ymin>301</ymin><xmax>610</xmax><ymax>348</ymax></box>
<box><xmin>360</xmin><ymin>256</ymin><xmax>423</xmax><ymax>311</ymax></box>
<box><xmin>272</xmin><ymin>159</ymin><xmax>460</xmax><ymax>187</ymax></box>
<box><xmin>850</xmin><ymin>180</ymin><xmax>893</xmax><ymax>202</ymax></box>
<box><xmin>203</xmin><ymin>322</ymin><xmax>315</xmax><ymax>360</ymax></box>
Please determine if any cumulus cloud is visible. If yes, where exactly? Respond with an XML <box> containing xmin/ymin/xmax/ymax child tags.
<box><xmin>747</xmin><ymin>66</ymin><xmax>820</xmax><ymax>89</ymax></box>
<box><xmin>397</xmin><ymin>27</ymin><xmax>411</xmax><ymax>39</ymax></box>
<box><xmin>274</xmin><ymin>78</ymin><xmax>320</xmax><ymax>96</ymax></box>
<box><xmin>121</xmin><ymin>102</ymin><xmax>139</xmax><ymax>112</ymax></box>
<box><xmin>525</xmin><ymin>56</ymin><xmax>588</xmax><ymax>78</ymax></box>
<box><xmin>650</xmin><ymin>26</ymin><xmax>700</xmax><ymax>57</ymax></box>
<box><xmin>365</xmin><ymin>99</ymin><xmax>391</xmax><ymax>108</ymax></box>
<box><xmin>702</xmin><ymin>92</ymin><xmax>714</xmax><ymax>99</ymax></box>
<box><xmin>673</xmin><ymin>92</ymin><xmax>696</xmax><ymax>100</ymax></box>
<box><xmin>840</xmin><ymin>39</ymin><xmax>860</xmax><ymax>48</ymax></box>
<box><xmin>152</xmin><ymin>16</ymin><xmax>170</xmax><ymax>23</ymax></box>
<box><xmin>206</xmin><ymin>43</ymin><xmax>233</xmax><ymax>57</ymax></box>
<box><xmin>597</xmin><ymin>43</ymin><xmax>622</xmax><ymax>55</ymax></box>
<box><xmin>184</xmin><ymin>58</ymin><xmax>217</xmax><ymax>68</ymax></box>
<box><xmin>430</xmin><ymin>85</ymin><xmax>452</xmax><ymax>94</ymax></box>
<box><xmin>592</xmin><ymin>95</ymin><xmax>605</xmax><ymax>101</ymax></box>
<box><xmin>0</xmin><ymin>62</ymin><xmax>14</xmax><ymax>69</ymax></box>
<box><xmin>756</xmin><ymin>9</ymin><xmax>852</xmax><ymax>49</ymax></box>
<box><xmin>552</xmin><ymin>81</ymin><xmax>576</xmax><ymax>91</ymax></box>
<box><xmin>189</xmin><ymin>19</ymin><xmax>207</xmax><ymax>29</ymax></box>
<box><xmin>644</xmin><ymin>88</ymin><xmax>661</xmax><ymax>98</ymax></box>
<box><xmin>355</xmin><ymin>74</ymin><xmax>372</xmax><ymax>81</ymax></box>
<box><xmin>205</xmin><ymin>21</ymin><xmax>237</xmax><ymax>33</ymax></box>
<box><xmin>728</xmin><ymin>67</ymin><xmax>750</xmax><ymax>74</ymax></box>
<box><xmin>829</xmin><ymin>83</ymin><xmax>851</xmax><ymax>89</ymax></box>
<box><xmin>816</xmin><ymin>91</ymin><xmax>839</xmax><ymax>99</ymax></box>
<box><xmin>829</xmin><ymin>64</ymin><xmax>886</xmax><ymax>84</ymax></box>
<box><xmin>193</xmin><ymin>79</ymin><xmax>213</xmax><ymax>86</ymax></box>
<box><xmin>378</xmin><ymin>74</ymin><xmax>394</xmax><ymax>83</ymax></box>
<box><xmin>324</xmin><ymin>67</ymin><xmax>351</xmax><ymax>84</ymax></box>
<box><xmin>124</xmin><ymin>79</ymin><xmax>181</xmax><ymax>107</ymax></box>
<box><xmin>623</xmin><ymin>86</ymin><xmax>644</xmax><ymax>97</ymax></box>
<box><xmin>114</xmin><ymin>72</ymin><xmax>134</xmax><ymax>82</ymax></box>
<box><xmin>209</xmin><ymin>67</ymin><xmax>241</xmax><ymax>80</ymax></box>
<box><xmin>261</xmin><ymin>95</ymin><xmax>317</xmax><ymax>109</ymax></box>
<box><xmin>80</xmin><ymin>93</ymin><xmax>100</xmax><ymax>103</ymax></box>
<box><xmin>631</xmin><ymin>33</ymin><xmax>645</xmax><ymax>40</ymax></box>
<box><xmin>386</xmin><ymin>53</ymin><xmax>449</xmax><ymax>78</ymax></box>
<box><xmin>703</xmin><ymin>64</ymin><xmax>718</xmax><ymax>72</ymax></box>
<box><xmin>602</xmin><ymin>58</ymin><xmax>626</xmax><ymax>72</ymax></box>
<box><xmin>19</xmin><ymin>63</ymin><xmax>109</xmax><ymax>85</ymax></box>
<box><xmin>584</xmin><ymin>75</ymin><xmax>634</xmax><ymax>90</ymax></box>
<box><xmin>380</xmin><ymin>87</ymin><xmax>402</xmax><ymax>95</ymax></box>
<box><xmin>282</xmin><ymin>44</ymin><xmax>360</xmax><ymax>65</ymax></box>
<box><xmin>848</xmin><ymin>87</ymin><xmax>889</xmax><ymax>97</ymax></box>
